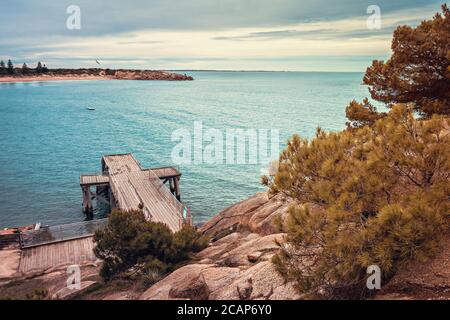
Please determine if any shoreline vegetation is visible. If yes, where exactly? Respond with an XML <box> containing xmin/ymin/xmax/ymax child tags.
<box><xmin>0</xmin><ymin>62</ymin><xmax>194</xmax><ymax>83</ymax></box>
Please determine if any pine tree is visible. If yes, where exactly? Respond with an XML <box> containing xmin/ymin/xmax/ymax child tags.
<box><xmin>7</xmin><ymin>59</ymin><xmax>14</xmax><ymax>75</ymax></box>
<box><xmin>346</xmin><ymin>4</ymin><xmax>450</xmax><ymax>127</ymax></box>
<box><xmin>22</xmin><ymin>63</ymin><xmax>29</xmax><ymax>74</ymax></box>
<box><xmin>345</xmin><ymin>98</ymin><xmax>385</xmax><ymax>129</ymax></box>
<box><xmin>36</xmin><ymin>61</ymin><xmax>43</xmax><ymax>73</ymax></box>
<box><xmin>268</xmin><ymin>106</ymin><xmax>449</xmax><ymax>298</ymax></box>
<box><xmin>267</xmin><ymin>6</ymin><xmax>450</xmax><ymax>298</ymax></box>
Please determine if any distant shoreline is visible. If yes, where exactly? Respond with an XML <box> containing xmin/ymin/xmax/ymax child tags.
<box><xmin>0</xmin><ymin>68</ymin><xmax>194</xmax><ymax>83</ymax></box>
<box><xmin>168</xmin><ymin>69</ymin><xmax>365</xmax><ymax>73</ymax></box>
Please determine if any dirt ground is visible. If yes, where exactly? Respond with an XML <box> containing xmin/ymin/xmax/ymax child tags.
<box><xmin>0</xmin><ymin>249</ymin><xmax>21</xmax><ymax>279</ymax></box>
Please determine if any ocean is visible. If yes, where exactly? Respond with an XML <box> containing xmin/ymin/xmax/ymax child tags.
<box><xmin>0</xmin><ymin>71</ymin><xmax>370</xmax><ymax>228</ymax></box>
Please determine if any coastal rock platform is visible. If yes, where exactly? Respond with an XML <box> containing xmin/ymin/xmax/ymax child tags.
<box><xmin>141</xmin><ymin>193</ymin><xmax>301</xmax><ymax>300</ymax></box>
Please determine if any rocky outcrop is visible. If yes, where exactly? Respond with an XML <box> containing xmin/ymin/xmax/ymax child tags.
<box><xmin>0</xmin><ymin>264</ymin><xmax>100</xmax><ymax>300</ymax></box>
<box><xmin>141</xmin><ymin>233</ymin><xmax>300</xmax><ymax>300</ymax></box>
<box><xmin>113</xmin><ymin>70</ymin><xmax>193</xmax><ymax>81</ymax></box>
<box><xmin>141</xmin><ymin>193</ymin><xmax>301</xmax><ymax>300</ymax></box>
<box><xmin>200</xmin><ymin>193</ymin><xmax>290</xmax><ymax>239</ymax></box>
<box><xmin>142</xmin><ymin>191</ymin><xmax>450</xmax><ymax>301</ymax></box>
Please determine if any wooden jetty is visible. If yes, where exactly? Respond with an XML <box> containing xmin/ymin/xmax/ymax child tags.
<box><xmin>0</xmin><ymin>154</ymin><xmax>191</xmax><ymax>275</ymax></box>
<box><xmin>80</xmin><ymin>154</ymin><xmax>190</xmax><ymax>232</ymax></box>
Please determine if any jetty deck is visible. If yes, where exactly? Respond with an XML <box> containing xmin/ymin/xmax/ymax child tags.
<box><xmin>81</xmin><ymin>154</ymin><xmax>188</xmax><ymax>232</ymax></box>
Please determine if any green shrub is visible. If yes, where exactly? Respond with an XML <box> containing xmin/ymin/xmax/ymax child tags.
<box><xmin>174</xmin><ymin>225</ymin><xmax>209</xmax><ymax>259</ymax></box>
<box><xmin>94</xmin><ymin>210</ymin><xmax>207</xmax><ymax>282</ymax></box>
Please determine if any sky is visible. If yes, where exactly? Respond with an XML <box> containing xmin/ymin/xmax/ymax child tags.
<box><xmin>0</xmin><ymin>0</ymin><xmax>445</xmax><ymax>71</ymax></box>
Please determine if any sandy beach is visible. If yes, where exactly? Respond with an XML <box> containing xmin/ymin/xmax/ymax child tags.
<box><xmin>0</xmin><ymin>75</ymin><xmax>110</xmax><ymax>83</ymax></box>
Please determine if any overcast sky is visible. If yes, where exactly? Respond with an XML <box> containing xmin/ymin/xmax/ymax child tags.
<box><xmin>0</xmin><ymin>0</ymin><xmax>444</xmax><ymax>71</ymax></box>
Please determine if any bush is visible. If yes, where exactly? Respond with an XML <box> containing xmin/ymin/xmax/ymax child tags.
<box><xmin>267</xmin><ymin>105</ymin><xmax>449</xmax><ymax>298</ymax></box>
<box><xmin>94</xmin><ymin>210</ymin><xmax>208</xmax><ymax>281</ymax></box>
<box><xmin>174</xmin><ymin>225</ymin><xmax>209</xmax><ymax>258</ymax></box>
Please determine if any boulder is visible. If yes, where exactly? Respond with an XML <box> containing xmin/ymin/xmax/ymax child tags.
<box><xmin>141</xmin><ymin>264</ymin><xmax>214</xmax><ymax>300</ymax></box>
<box><xmin>169</xmin><ymin>273</ymin><xmax>210</xmax><ymax>300</ymax></box>
<box><xmin>199</xmin><ymin>193</ymin><xmax>300</xmax><ymax>238</ymax></box>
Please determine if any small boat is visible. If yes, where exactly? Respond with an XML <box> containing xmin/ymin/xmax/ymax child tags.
<box><xmin>87</xmin><ymin>107</ymin><xmax>96</xmax><ymax>111</ymax></box>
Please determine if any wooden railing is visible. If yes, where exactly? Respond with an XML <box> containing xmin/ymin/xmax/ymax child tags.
<box><xmin>19</xmin><ymin>219</ymin><xmax>108</xmax><ymax>249</ymax></box>
<box><xmin>147</xmin><ymin>169</ymin><xmax>190</xmax><ymax>227</ymax></box>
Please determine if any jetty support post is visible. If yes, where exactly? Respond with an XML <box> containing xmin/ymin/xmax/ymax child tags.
<box><xmin>169</xmin><ymin>178</ymin><xmax>176</xmax><ymax>194</ymax></box>
<box><xmin>109</xmin><ymin>187</ymin><xmax>116</xmax><ymax>210</ymax></box>
<box><xmin>167</xmin><ymin>177</ymin><xmax>181</xmax><ymax>201</ymax></box>
<box><xmin>82</xmin><ymin>186</ymin><xmax>93</xmax><ymax>215</ymax></box>
<box><xmin>174</xmin><ymin>177</ymin><xmax>181</xmax><ymax>202</ymax></box>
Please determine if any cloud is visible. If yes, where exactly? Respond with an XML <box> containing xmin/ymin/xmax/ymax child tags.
<box><xmin>1</xmin><ymin>0</ymin><xmax>440</xmax><ymax>36</ymax></box>
<box><xmin>211</xmin><ymin>4</ymin><xmax>442</xmax><ymax>42</ymax></box>
<box><xmin>0</xmin><ymin>0</ymin><xmax>444</xmax><ymax>71</ymax></box>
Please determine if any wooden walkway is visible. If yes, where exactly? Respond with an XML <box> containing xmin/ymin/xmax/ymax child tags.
<box><xmin>81</xmin><ymin>154</ymin><xmax>189</xmax><ymax>232</ymax></box>
<box><xmin>19</xmin><ymin>237</ymin><xmax>96</xmax><ymax>274</ymax></box>
<box><xmin>80</xmin><ymin>174</ymin><xmax>110</xmax><ymax>187</ymax></box>
<box><xmin>13</xmin><ymin>154</ymin><xmax>190</xmax><ymax>275</ymax></box>
<box><xmin>80</xmin><ymin>168</ymin><xmax>180</xmax><ymax>187</ymax></box>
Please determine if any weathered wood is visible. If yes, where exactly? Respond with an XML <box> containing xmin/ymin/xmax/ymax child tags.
<box><xmin>174</xmin><ymin>177</ymin><xmax>181</xmax><ymax>202</ymax></box>
<box><xmin>109</xmin><ymin>187</ymin><xmax>116</xmax><ymax>209</ymax></box>
<box><xmin>19</xmin><ymin>237</ymin><xmax>96</xmax><ymax>274</ymax></box>
<box><xmin>87</xmin><ymin>154</ymin><xmax>188</xmax><ymax>232</ymax></box>
<box><xmin>169</xmin><ymin>178</ymin><xmax>176</xmax><ymax>193</ymax></box>
<box><xmin>80</xmin><ymin>174</ymin><xmax>110</xmax><ymax>187</ymax></box>
<box><xmin>82</xmin><ymin>187</ymin><xmax>93</xmax><ymax>214</ymax></box>
<box><xmin>149</xmin><ymin>167</ymin><xmax>182</xmax><ymax>180</ymax></box>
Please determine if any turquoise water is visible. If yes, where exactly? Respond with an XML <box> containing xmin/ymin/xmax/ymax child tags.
<box><xmin>0</xmin><ymin>71</ymin><xmax>369</xmax><ymax>228</ymax></box>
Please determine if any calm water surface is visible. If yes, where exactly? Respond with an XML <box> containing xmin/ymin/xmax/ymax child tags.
<box><xmin>0</xmin><ymin>71</ymin><xmax>370</xmax><ymax>228</ymax></box>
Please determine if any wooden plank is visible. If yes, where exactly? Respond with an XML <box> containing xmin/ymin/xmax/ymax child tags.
<box><xmin>19</xmin><ymin>238</ymin><xmax>97</xmax><ymax>274</ymax></box>
<box><xmin>108</xmin><ymin>168</ymin><xmax>183</xmax><ymax>232</ymax></box>
<box><xmin>148</xmin><ymin>167</ymin><xmax>182</xmax><ymax>179</ymax></box>
<box><xmin>82</xmin><ymin>154</ymin><xmax>186</xmax><ymax>233</ymax></box>
<box><xmin>80</xmin><ymin>174</ymin><xmax>110</xmax><ymax>187</ymax></box>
